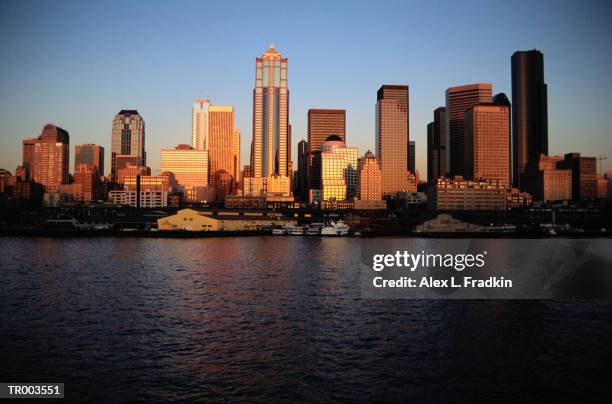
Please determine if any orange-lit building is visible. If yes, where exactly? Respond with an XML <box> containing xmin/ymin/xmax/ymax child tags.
<box><xmin>556</xmin><ymin>153</ymin><xmax>597</xmax><ymax>200</ymax></box>
<box><xmin>30</xmin><ymin>124</ymin><xmax>70</xmax><ymax>192</ymax></box>
<box><xmin>233</xmin><ymin>129</ymin><xmax>241</xmax><ymax>188</ymax></box>
<box><xmin>74</xmin><ymin>164</ymin><xmax>100</xmax><ymax>202</ymax></box>
<box><xmin>111</xmin><ymin>110</ymin><xmax>145</xmax><ymax>180</ymax></box>
<box><xmin>376</xmin><ymin>85</ymin><xmax>410</xmax><ymax>196</ymax></box>
<box><xmin>446</xmin><ymin>83</ymin><xmax>492</xmax><ymax>177</ymax></box>
<box><xmin>22</xmin><ymin>138</ymin><xmax>37</xmax><ymax>179</ymax></box>
<box><xmin>320</xmin><ymin>136</ymin><xmax>358</xmax><ymax>201</ymax></box>
<box><xmin>428</xmin><ymin>176</ymin><xmax>507</xmax><ymax>211</ymax></box>
<box><xmin>161</xmin><ymin>144</ymin><xmax>209</xmax><ymax>202</ymax></box>
<box><xmin>464</xmin><ymin>94</ymin><xmax>511</xmax><ymax>188</ymax></box>
<box><xmin>357</xmin><ymin>150</ymin><xmax>382</xmax><ymax>201</ymax></box>
<box><xmin>524</xmin><ymin>154</ymin><xmax>571</xmax><ymax>202</ymax></box>
<box><xmin>75</xmin><ymin>144</ymin><xmax>104</xmax><ymax>177</ymax></box>
<box><xmin>307</xmin><ymin>109</ymin><xmax>346</xmax><ymax>191</ymax></box>
<box><xmin>116</xmin><ymin>164</ymin><xmax>150</xmax><ymax>186</ymax></box>
<box><xmin>192</xmin><ymin>99</ymin><xmax>210</xmax><ymax>150</ymax></box>
<box><xmin>208</xmin><ymin>105</ymin><xmax>235</xmax><ymax>187</ymax></box>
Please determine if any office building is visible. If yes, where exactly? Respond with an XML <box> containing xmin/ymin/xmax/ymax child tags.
<box><xmin>319</xmin><ymin>135</ymin><xmax>358</xmax><ymax>201</ymax></box>
<box><xmin>74</xmin><ymin>164</ymin><xmax>100</xmax><ymax>202</ymax></box>
<box><xmin>297</xmin><ymin>140</ymin><xmax>308</xmax><ymax>200</ymax></box>
<box><xmin>427</xmin><ymin>107</ymin><xmax>447</xmax><ymax>184</ymax></box>
<box><xmin>464</xmin><ymin>93</ymin><xmax>511</xmax><ymax>188</ymax></box>
<box><xmin>556</xmin><ymin>153</ymin><xmax>597</xmax><ymax>200</ymax></box>
<box><xmin>111</xmin><ymin>110</ymin><xmax>145</xmax><ymax>180</ymax></box>
<box><xmin>192</xmin><ymin>99</ymin><xmax>210</xmax><ymax>150</ymax></box>
<box><xmin>512</xmin><ymin>50</ymin><xmax>548</xmax><ymax>188</ymax></box>
<box><xmin>116</xmin><ymin>164</ymin><xmax>150</xmax><ymax>185</ymax></box>
<box><xmin>161</xmin><ymin>144</ymin><xmax>209</xmax><ymax>202</ymax></box>
<box><xmin>408</xmin><ymin>140</ymin><xmax>415</xmax><ymax>174</ymax></box>
<box><xmin>376</xmin><ymin>84</ymin><xmax>410</xmax><ymax>195</ymax></box>
<box><xmin>428</xmin><ymin>176</ymin><xmax>507</xmax><ymax>210</ymax></box>
<box><xmin>524</xmin><ymin>154</ymin><xmax>571</xmax><ymax>202</ymax></box>
<box><xmin>233</xmin><ymin>128</ymin><xmax>241</xmax><ymax>187</ymax></box>
<box><xmin>75</xmin><ymin>144</ymin><xmax>104</xmax><ymax>176</ymax></box>
<box><xmin>30</xmin><ymin>124</ymin><xmax>70</xmax><ymax>193</ymax></box>
<box><xmin>446</xmin><ymin>83</ymin><xmax>492</xmax><ymax>177</ymax></box>
<box><xmin>251</xmin><ymin>44</ymin><xmax>290</xmax><ymax>180</ymax></box>
<box><xmin>208</xmin><ymin>105</ymin><xmax>236</xmax><ymax>188</ymax></box>
<box><xmin>307</xmin><ymin>109</ymin><xmax>346</xmax><ymax>190</ymax></box>
<box><xmin>357</xmin><ymin>150</ymin><xmax>382</xmax><ymax>201</ymax></box>
<box><xmin>22</xmin><ymin>138</ymin><xmax>37</xmax><ymax>179</ymax></box>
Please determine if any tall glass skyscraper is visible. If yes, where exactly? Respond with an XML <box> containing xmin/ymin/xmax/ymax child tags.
<box><xmin>251</xmin><ymin>44</ymin><xmax>289</xmax><ymax>179</ymax></box>
<box><xmin>111</xmin><ymin>110</ymin><xmax>145</xmax><ymax>180</ymax></box>
<box><xmin>512</xmin><ymin>49</ymin><xmax>548</xmax><ymax>189</ymax></box>
<box><xmin>376</xmin><ymin>84</ymin><xmax>409</xmax><ymax>196</ymax></box>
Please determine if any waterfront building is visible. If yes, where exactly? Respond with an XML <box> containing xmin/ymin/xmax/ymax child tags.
<box><xmin>161</xmin><ymin>144</ymin><xmax>209</xmax><ymax>202</ymax></box>
<box><xmin>108</xmin><ymin>189</ymin><xmax>167</xmax><ymax>208</ymax></box>
<box><xmin>320</xmin><ymin>135</ymin><xmax>358</xmax><ymax>201</ymax></box>
<box><xmin>111</xmin><ymin>110</ymin><xmax>145</xmax><ymax>180</ymax></box>
<box><xmin>74</xmin><ymin>164</ymin><xmax>100</xmax><ymax>202</ymax></box>
<box><xmin>507</xmin><ymin>188</ymin><xmax>533</xmax><ymax>209</ymax></box>
<box><xmin>75</xmin><ymin>144</ymin><xmax>104</xmax><ymax>176</ymax></box>
<box><xmin>308</xmin><ymin>109</ymin><xmax>346</xmax><ymax>191</ymax></box>
<box><xmin>416</xmin><ymin>214</ymin><xmax>485</xmax><ymax>233</ymax></box>
<box><xmin>464</xmin><ymin>93</ymin><xmax>511</xmax><ymax>188</ymax></box>
<box><xmin>251</xmin><ymin>44</ymin><xmax>290</xmax><ymax>183</ymax></box>
<box><xmin>157</xmin><ymin>208</ymin><xmax>295</xmax><ymax>231</ymax></box>
<box><xmin>428</xmin><ymin>176</ymin><xmax>507</xmax><ymax>210</ymax></box>
<box><xmin>556</xmin><ymin>153</ymin><xmax>597</xmax><ymax>200</ymax></box>
<box><xmin>446</xmin><ymin>83</ymin><xmax>492</xmax><ymax>177</ymax></box>
<box><xmin>30</xmin><ymin>124</ymin><xmax>70</xmax><ymax>193</ymax></box>
<box><xmin>224</xmin><ymin>195</ymin><xmax>266</xmax><ymax>209</ymax></box>
<box><xmin>512</xmin><ymin>49</ymin><xmax>548</xmax><ymax>189</ymax></box>
<box><xmin>524</xmin><ymin>154</ymin><xmax>572</xmax><ymax>202</ymax></box>
<box><xmin>376</xmin><ymin>84</ymin><xmax>410</xmax><ymax>195</ymax></box>
<box><xmin>243</xmin><ymin>175</ymin><xmax>292</xmax><ymax>197</ymax></box>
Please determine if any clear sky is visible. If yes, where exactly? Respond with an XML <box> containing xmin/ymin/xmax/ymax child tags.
<box><xmin>1</xmin><ymin>0</ymin><xmax>611</xmax><ymax>177</ymax></box>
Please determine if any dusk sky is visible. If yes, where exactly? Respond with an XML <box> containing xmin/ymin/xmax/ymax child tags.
<box><xmin>1</xmin><ymin>0</ymin><xmax>611</xmax><ymax>177</ymax></box>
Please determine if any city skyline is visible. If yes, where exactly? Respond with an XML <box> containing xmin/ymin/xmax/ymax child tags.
<box><xmin>0</xmin><ymin>0</ymin><xmax>611</xmax><ymax>178</ymax></box>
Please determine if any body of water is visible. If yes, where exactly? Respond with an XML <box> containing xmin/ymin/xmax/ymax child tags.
<box><xmin>1</xmin><ymin>237</ymin><xmax>611</xmax><ymax>402</ymax></box>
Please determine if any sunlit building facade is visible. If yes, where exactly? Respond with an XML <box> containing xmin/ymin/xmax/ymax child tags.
<box><xmin>192</xmin><ymin>99</ymin><xmax>210</xmax><ymax>150</ymax></box>
<box><xmin>251</xmin><ymin>44</ymin><xmax>290</xmax><ymax>183</ymax></box>
<box><xmin>161</xmin><ymin>145</ymin><xmax>209</xmax><ymax>202</ymax></box>
<box><xmin>428</xmin><ymin>176</ymin><xmax>507</xmax><ymax>210</ymax></box>
<box><xmin>524</xmin><ymin>154</ymin><xmax>571</xmax><ymax>202</ymax></box>
<box><xmin>446</xmin><ymin>83</ymin><xmax>492</xmax><ymax>177</ymax></box>
<box><xmin>357</xmin><ymin>150</ymin><xmax>382</xmax><ymax>201</ymax></box>
<box><xmin>320</xmin><ymin>136</ymin><xmax>357</xmax><ymax>201</ymax></box>
<box><xmin>31</xmin><ymin>124</ymin><xmax>70</xmax><ymax>192</ymax></box>
<box><xmin>74</xmin><ymin>163</ymin><xmax>100</xmax><ymax>202</ymax></box>
<box><xmin>75</xmin><ymin>144</ymin><xmax>104</xmax><ymax>176</ymax></box>
<box><xmin>307</xmin><ymin>109</ymin><xmax>346</xmax><ymax>191</ymax></box>
<box><xmin>208</xmin><ymin>105</ymin><xmax>235</xmax><ymax>186</ymax></box>
<box><xmin>376</xmin><ymin>85</ymin><xmax>410</xmax><ymax>196</ymax></box>
<box><xmin>111</xmin><ymin>110</ymin><xmax>145</xmax><ymax>180</ymax></box>
<box><xmin>233</xmin><ymin>128</ymin><xmax>241</xmax><ymax>187</ymax></box>
<box><xmin>464</xmin><ymin>94</ymin><xmax>511</xmax><ymax>188</ymax></box>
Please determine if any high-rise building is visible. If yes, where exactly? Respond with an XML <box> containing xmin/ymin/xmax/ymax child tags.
<box><xmin>408</xmin><ymin>141</ymin><xmax>415</xmax><ymax>174</ymax></box>
<box><xmin>192</xmin><ymin>99</ymin><xmax>210</xmax><ymax>150</ymax></box>
<box><xmin>556</xmin><ymin>153</ymin><xmax>597</xmax><ymax>200</ymax></box>
<box><xmin>307</xmin><ymin>109</ymin><xmax>346</xmax><ymax>191</ymax></box>
<box><xmin>116</xmin><ymin>164</ymin><xmax>150</xmax><ymax>186</ymax></box>
<box><xmin>208</xmin><ymin>105</ymin><xmax>235</xmax><ymax>187</ymax></box>
<box><xmin>446</xmin><ymin>83</ymin><xmax>492</xmax><ymax>177</ymax></box>
<box><xmin>251</xmin><ymin>44</ymin><xmax>289</xmax><ymax>180</ymax></box>
<box><xmin>73</xmin><ymin>163</ymin><xmax>100</xmax><ymax>202</ymax></box>
<box><xmin>320</xmin><ymin>135</ymin><xmax>358</xmax><ymax>201</ymax></box>
<box><xmin>111</xmin><ymin>110</ymin><xmax>145</xmax><ymax>180</ymax></box>
<box><xmin>427</xmin><ymin>122</ymin><xmax>437</xmax><ymax>184</ymax></box>
<box><xmin>357</xmin><ymin>150</ymin><xmax>382</xmax><ymax>201</ymax></box>
<box><xmin>30</xmin><ymin>124</ymin><xmax>70</xmax><ymax>192</ymax></box>
<box><xmin>297</xmin><ymin>140</ymin><xmax>308</xmax><ymax>200</ymax></box>
<box><xmin>75</xmin><ymin>144</ymin><xmax>104</xmax><ymax>176</ymax></box>
<box><xmin>427</xmin><ymin>107</ymin><xmax>447</xmax><ymax>184</ymax></box>
<box><xmin>376</xmin><ymin>84</ymin><xmax>410</xmax><ymax>196</ymax></box>
<box><xmin>512</xmin><ymin>49</ymin><xmax>548</xmax><ymax>189</ymax></box>
<box><xmin>464</xmin><ymin>93</ymin><xmax>511</xmax><ymax>188</ymax></box>
<box><xmin>22</xmin><ymin>138</ymin><xmax>37</xmax><ymax>179</ymax></box>
<box><xmin>524</xmin><ymin>154</ymin><xmax>571</xmax><ymax>202</ymax></box>
<box><xmin>233</xmin><ymin>129</ymin><xmax>241</xmax><ymax>188</ymax></box>
<box><xmin>161</xmin><ymin>145</ymin><xmax>209</xmax><ymax>202</ymax></box>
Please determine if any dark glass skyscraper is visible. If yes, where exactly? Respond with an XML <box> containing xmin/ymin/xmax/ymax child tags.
<box><xmin>512</xmin><ymin>49</ymin><xmax>548</xmax><ymax>189</ymax></box>
<box><xmin>408</xmin><ymin>141</ymin><xmax>415</xmax><ymax>174</ymax></box>
<box><xmin>427</xmin><ymin>106</ymin><xmax>447</xmax><ymax>184</ymax></box>
<box><xmin>297</xmin><ymin>139</ymin><xmax>308</xmax><ymax>200</ymax></box>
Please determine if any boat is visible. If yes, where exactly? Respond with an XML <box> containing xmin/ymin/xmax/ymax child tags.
<box><xmin>305</xmin><ymin>223</ymin><xmax>323</xmax><ymax>235</ymax></box>
<box><xmin>272</xmin><ymin>228</ymin><xmax>285</xmax><ymax>235</ymax></box>
<box><xmin>290</xmin><ymin>226</ymin><xmax>304</xmax><ymax>235</ymax></box>
<box><xmin>321</xmin><ymin>220</ymin><xmax>350</xmax><ymax>236</ymax></box>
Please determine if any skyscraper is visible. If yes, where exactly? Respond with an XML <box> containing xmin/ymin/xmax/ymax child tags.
<box><xmin>297</xmin><ymin>140</ymin><xmax>308</xmax><ymax>200</ymax></box>
<box><xmin>427</xmin><ymin>107</ymin><xmax>448</xmax><ymax>184</ymax></box>
<box><xmin>375</xmin><ymin>84</ymin><xmax>410</xmax><ymax>195</ymax></box>
<box><xmin>30</xmin><ymin>124</ymin><xmax>70</xmax><ymax>192</ymax></box>
<box><xmin>75</xmin><ymin>144</ymin><xmax>104</xmax><ymax>176</ymax></box>
<box><xmin>208</xmin><ymin>105</ymin><xmax>235</xmax><ymax>186</ymax></box>
<box><xmin>192</xmin><ymin>99</ymin><xmax>210</xmax><ymax>150</ymax></box>
<box><xmin>251</xmin><ymin>44</ymin><xmax>289</xmax><ymax>179</ymax></box>
<box><xmin>557</xmin><ymin>153</ymin><xmax>597</xmax><ymax>200</ymax></box>
<box><xmin>233</xmin><ymin>129</ymin><xmax>241</xmax><ymax>188</ymax></box>
<box><xmin>111</xmin><ymin>110</ymin><xmax>145</xmax><ymax>180</ymax></box>
<box><xmin>307</xmin><ymin>109</ymin><xmax>346</xmax><ymax>191</ymax></box>
<box><xmin>74</xmin><ymin>163</ymin><xmax>100</xmax><ymax>202</ymax></box>
<box><xmin>512</xmin><ymin>49</ymin><xmax>548</xmax><ymax>189</ymax></box>
<box><xmin>427</xmin><ymin>122</ymin><xmax>437</xmax><ymax>184</ymax></box>
<box><xmin>464</xmin><ymin>93</ymin><xmax>511</xmax><ymax>188</ymax></box>
<box><xmin>22</xmin><ymin>138</ymin><xmax>37</xmax><ymax>179</ymax></box>
<box><xmin>446</xmin><ymin>83</ymin><xmax>492</xmax><ymax>177</ymax></box>
<box><xmin>408</xmin><ymin>141</ymin><xmax>415</xmax><ymax>174</ymax></box>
